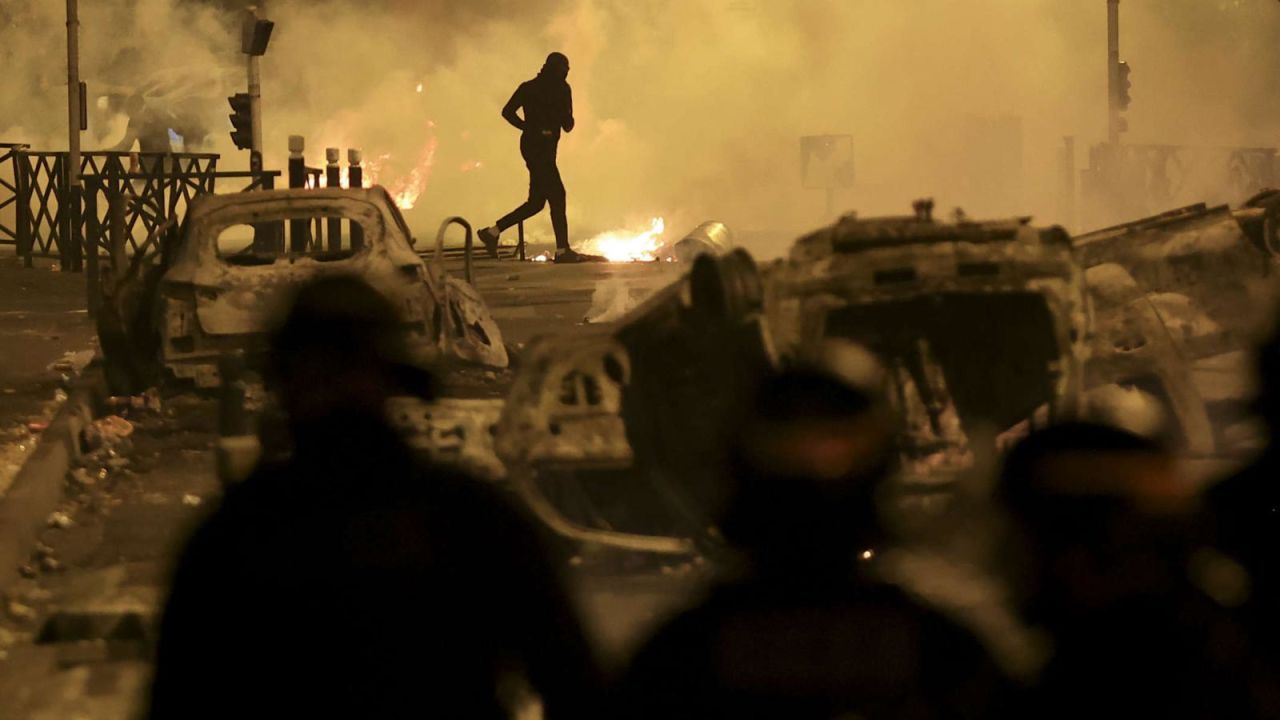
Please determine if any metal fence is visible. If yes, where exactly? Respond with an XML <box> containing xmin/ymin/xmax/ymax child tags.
<box><xmin>1080</xmin><ymin>143</ymin><xmax>1279</xmax><ymax>231</ymax></box>
<box><xmin>0</xmin><ymin>147</ymin><xmax>281</xmax><ymax>269</ymax></box>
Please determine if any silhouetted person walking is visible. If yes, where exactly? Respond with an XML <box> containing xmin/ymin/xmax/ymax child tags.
<box><xmin>479</xmin><ymin>53</ymin><xmax>599</xmax><ymax>264</ymax></box>
<box><xmin>998</xmin><ymin>423</ymin><xmax>1265</xmax><ymax>719</ymax></box>
<box><xmin>149</xmin><ymin>276</ymin><xmax>600</xmax><ymax>719</ymax></box>
<box><xmin>615</xmin><ymin>356</ymin><xmax>1015</xmax><ymax>719</ymax></box>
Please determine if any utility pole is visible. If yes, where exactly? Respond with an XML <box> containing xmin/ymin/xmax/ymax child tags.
<box><xmin>247</xmin><ymin>6</ymin><xmax>264</xmax><ymax>173</ymax></box>
<box><xmin>1107</xmin><ymin>0</ymin><xmax>1121</xmax><ymax>146</ymax></box>
<box><xmin>238</xmin><ymin>4</ymin><xmax>274</xmax><ymax>174</ymax></box>
<box><xmin>66</xmin><ymin>0</ymin><xmax>82</xmax><ymax>272</ymax></box>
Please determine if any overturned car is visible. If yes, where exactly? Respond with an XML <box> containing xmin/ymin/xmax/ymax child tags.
<box><xmin>766</xmin><ymin>203</ymin><xmax>1089</xmax><ymax>494</ymax></box>
<box><xmin>97</xmin><ymin>187</ymin><xmax>507</xmax><ymax>393</ymax></box>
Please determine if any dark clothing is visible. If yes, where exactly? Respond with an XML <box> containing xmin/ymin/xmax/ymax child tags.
<box><xmin>1208</xmin><ymin>453</ymin><xmax>1280</xmax><ymax>638</ymax></box>
<box><xmin>496</xmin><ymin>75</ymin><xmax>574</xmax><ymax>250</ymax></box>
<box><xmin>1205</xmin><ymin>455</ymin><xmax>1280</xmax><ymax>714</ymax></box>
<box><xmin>1022</xmin><ymin>592</ymin><xmax>1261</xmax><ymax>719</ymax></box>
<box><xmin>149</xmin><ymin>417</ymin><xmax>599</xmax><ymax>719</ymax></box>
<box><xmin>497</xmin><ymin>133</ymin><xmax>568</xmax><ymax>250</ymax></box>
<box><xmin>615</xmin><ymin>570</ymin><xmax>1015</xmax><ymax>720</ymax></box>
<box><xmin>503</xmin><ymin>77</ymin><xmax>574</xmax><ymax>136</ymax></box>
<box><xmin>1013</xmin><ymin>511</ymin><xmax>1270</xmax><ymax>720</ymax></box>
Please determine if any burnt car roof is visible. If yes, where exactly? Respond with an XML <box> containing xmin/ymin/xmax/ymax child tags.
<box><xmin>185</xmin><ymin>186</ymin><xmax>402</xmax><ymax>218</ymax></box>
<box><xmin>791</xmin><ymin>214</ymin><xmax>1070</xmax><ymax>258</ymax></box>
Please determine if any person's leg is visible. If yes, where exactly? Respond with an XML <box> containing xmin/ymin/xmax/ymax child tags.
<box><xmin>547</xmin><ymin>160</ymin><xmax>568</xmax><ymax>252</ymax></box>
<box><xmin>481</xmin><ymin>135</ymin><xmax>547</xmax><ymax>256</ymax></box>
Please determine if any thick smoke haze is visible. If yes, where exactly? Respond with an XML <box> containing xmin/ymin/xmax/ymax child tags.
<box><xmin>3</xmin><ymin>0</ymin><xmax>1280</xmax><ymax>255</ymax></box>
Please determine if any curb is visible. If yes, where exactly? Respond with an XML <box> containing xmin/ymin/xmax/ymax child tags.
<box><xmin>0</xmin><ymin>363</ymin><xmax>104</xmax><ymax>597</ymax></box>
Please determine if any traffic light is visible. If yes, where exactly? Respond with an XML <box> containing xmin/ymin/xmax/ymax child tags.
<box><xmin>1116</xmin><ymin>60</ymin><xmax>1132</xmax><ymax>111</ymax></box>
<box><xmin>228</xmin><ymin>93</ymin><xmax>253</xmax><ymax>151</ymax></box>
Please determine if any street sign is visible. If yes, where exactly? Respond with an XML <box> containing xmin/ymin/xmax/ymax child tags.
<box><xmin>800</xmin><ymin>134</ymin><xmax>855</xmax><ymax>189</ymax></box>
<box><xmin>241</xmin><ymin>16</ymin><xmax>274</xmax><ymax>57</ymax></box>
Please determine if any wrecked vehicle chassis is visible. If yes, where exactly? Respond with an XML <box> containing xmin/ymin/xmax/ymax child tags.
<box><xmin>97</xmin><ymin>187</ymin><xmax>507</xmax><ymax>393</ymax></box>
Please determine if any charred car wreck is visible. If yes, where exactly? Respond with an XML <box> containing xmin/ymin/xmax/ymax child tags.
<box><xmin>494</xmin><ymin>197</ymin><xmax>1276</xmax><ymax>554</ymax></box>
<box><xmin>98</xmin><ymin>187</ymin><xmax>507</xmax><ymax>393</ymax></box>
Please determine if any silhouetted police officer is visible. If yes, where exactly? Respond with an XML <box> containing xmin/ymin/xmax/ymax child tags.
<box><xmin>149</xmin><ymin>276</ymin><xmax>600</xmax><ymax>719</ymax></box>
<box><xmin>616</xmin><ymin>357</ymin><xmax>1015</xmax><ymax>719</ymax></box>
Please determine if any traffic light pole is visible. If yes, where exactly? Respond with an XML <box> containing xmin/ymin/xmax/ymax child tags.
<box><xmin>66</xmin><ymin>0</ymin><xmax>83</xmax><ymax>272</ymax></box>
<box><xmin>1107</xmin><ymin>0</ymin><xmax>1120</xmax><ymax>146</ymax></box>
<box><xmin>247</xmin><ymin>6</ymin><xmax>265</xmax><ymax>174</ymax></box>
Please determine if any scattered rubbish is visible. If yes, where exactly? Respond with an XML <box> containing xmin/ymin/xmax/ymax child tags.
<box><xmin>25</xmin><ymin>422</ymin><xmax>48</xmax><ymax>434</ymax></box>
<box><xmin>106</xmin><ymin>387</ymin><xmax>163</xmax><ymax>414</ymax></box>
<box><xmin>6</xmin><ymin>601</ymin><xmax>35</xmax><ymax>623</ymax></box>
<box><xmin>38</xmin><ymin>556</ymin><xmax>62</xmax><ymax>573</ymax></box>
<box><xmin>83</xmin><ymin>415</ymin><xmax>135</xmax><ymax>450</ymax></box>
<box><xmin>181</xmin><ymin>494</ymin><xmax>203</xmax><ymax>507</ymax></box>
<box><xmin>53</xmin><ymin>389</ymin><xmax>67</xmax><ymax>403</ymax></box>
<box><xmin>106</xmin><ymin>457</ymin><xmax>131</xmax><ymax>471</ymax></box>
<box><xmin>68</xmin><ymin>468</ymin><xmax>95</xmax><ymax>487</ymax></box>
<box><xmin>45</xmin><ymin>350</ymin><xmax>95</xmax><ymax>376</ymax></box>
<box><xmin>2</xmin><ymin>388</ymin><xmax>15</xmax><ymax>395</ymax></box>
<box><xmin>17</xmin><ymin>564</ymin><xmax>37</xmax><ymax>580</ymax></box>
<box><xmin>583</xmin><ymin>279</ymin><xmax>639</xmax><ymax>324</ymax></box>
<box><xmin>46</xmin><ymin>512</ymin><xmax>73</xmax><ymax>529</ymax></box>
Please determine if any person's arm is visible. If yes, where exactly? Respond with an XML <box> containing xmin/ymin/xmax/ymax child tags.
<box><xmin>502</xmin><ymin>84</ymin><xmax>527</xmax><ymax>132</ymax></box>
<box><xmin>562</xmin><ymin>86</ymin><xmax>575</xmax><ymax>133</ymax></box>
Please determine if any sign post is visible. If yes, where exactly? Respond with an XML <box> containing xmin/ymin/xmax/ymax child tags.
<box><xmin>800</xmin><ymin>134</ymin><xmax>855</xmax><ymax>220</ymax></box>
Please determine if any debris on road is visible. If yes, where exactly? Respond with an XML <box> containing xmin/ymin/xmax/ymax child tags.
<box><xmin>83</xmin><ymin>416</ymin><xmax>135</xmax><ymax>451</ymax></box>
<box><xmin>105</xmin><ymin>388</ymin><xmax>163</xmax><ymax>414</ymax></box>
<box><xmin>45</xmin><ymin>512</ymin><xmax>73</xmax><ymax>530</ymax></box>
<box><xmin>67</xmin><ymin>466</ymin><xmax>94</xmax><ymax>486</ymax></box>
<box><xmin>181</xmin><ymin>494</ymin><xmax>202</xmax><ymax>507</ymax></box>
<box><xmin>5</xmin><ymin>601</ymin><xmax>35</xmax><ymax>624</ymax></box>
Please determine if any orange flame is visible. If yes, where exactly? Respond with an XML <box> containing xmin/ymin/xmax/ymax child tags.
<box><xmin>582</xmin><ymin>218</ymin><xmax>666</xmax><ymax>262</ymax></box>
<box><xmin>389</xmin><ymin>137</ymin><xmax>438</xmax><ymax>210</ymax></box>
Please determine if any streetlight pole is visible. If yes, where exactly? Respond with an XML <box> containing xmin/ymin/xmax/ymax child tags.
<box><xmin>66</xmin><ymin>0</ymin><xmax>82</xmax><ymax>271</ymax></box>
<box><xmin>247</xmin><ymin>4</ymin><xmax>265</xmax><ymax>174</ymax></box>
<box><xmin>1107</xmin><ymin>0</ymin><xmax>1120</xmax><ymax>147</ymax></box>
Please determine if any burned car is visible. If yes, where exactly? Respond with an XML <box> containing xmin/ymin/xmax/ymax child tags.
<box><xmin>493</xmin><ymin>250</ymin><xmax>774</xmax><ymax>555</ymax></box>
<box><xmin>1074</xmin><ymin>197</ymin><xmax>1280</xmax><ymax>454</ymax></box>
<box><xmin>98</xmin><ymin>187</ymin><xmax>507</xmax><ymax>392</ymax></box>
<box><xmin>766</xmin><ymin>202</ymin><xmax>1089</xmax><ymax>494</ymax></box>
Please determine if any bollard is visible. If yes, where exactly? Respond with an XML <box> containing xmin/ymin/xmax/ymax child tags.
<box><xmin>287</xmin><ymin>135</ymin><xmax>310</xmax><ymax>252</ymax></box>
<box><xmin>326</xmin><ymin>148</ymin><xmax>342</xmax><ymax>252</ymax></box>
<box><xmin>216</xmin><ymin>352</ymin><xmax>261</xmax><ymax>486</ymax></box>
<box><xmin>348</xmin><ymin>149</ymin><xmax>364</xmax><ymax>249</ymax></box>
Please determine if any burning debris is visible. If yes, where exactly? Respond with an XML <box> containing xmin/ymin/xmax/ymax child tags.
<box><xmin>388</xmin><ymin>137</ymin><xmax>439</xmax><ymax>210</ymax></box>
<box><xmin>581</xmin><ymin>217</ymin><xmax>667</xmax><ymax>262</ymax></box>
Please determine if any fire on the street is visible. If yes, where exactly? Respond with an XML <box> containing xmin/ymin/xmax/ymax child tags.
<box><xmin>582</xmin><ymin>217</ymin><xmax>667</xmax><ymax>262</ymax></box>
<box><xmin>317</xmin><ymin>138</ymin><xmax>437</xmax><ymax>210</ymax></box>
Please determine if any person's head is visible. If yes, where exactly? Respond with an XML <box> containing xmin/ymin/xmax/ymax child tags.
<box><xmin>269</xmin><ymin>276</ymin><xmax>433</xmax><ymax>431</ymax></box>
<box><xmin>720</xmin><ymin>361</ymin><xmax>895</xmax><ymax>569</ymax></box>
<box><xmin>998</xmin><ymin>422</ymin><xmax>1192</xmax><ymax>612</ymax></box>
<box><xmin>540</xmin><ymin>52</ymin><xmax>570</xmax><ymax>81</ymax></box>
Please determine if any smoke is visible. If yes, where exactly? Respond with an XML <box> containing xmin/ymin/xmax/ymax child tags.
<box><xmin>4</xmin><ymin>0</ymin><xmax>1280</xmax><ymax>256</ymax></box>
